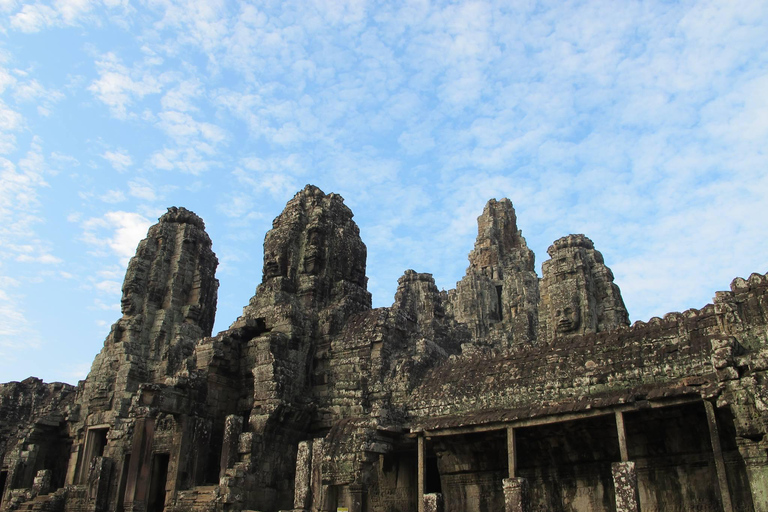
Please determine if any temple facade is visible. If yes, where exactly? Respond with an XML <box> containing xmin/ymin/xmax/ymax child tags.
<box><xmin>1</xmin><ymin>185</ymin><xmax>767</xmax><ymax>512</ymax></box>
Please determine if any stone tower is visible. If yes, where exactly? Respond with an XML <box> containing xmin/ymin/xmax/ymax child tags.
<box><xmin>538</xmin><ymin>234</ymin><xmax>629</xmax><ymax>342</ymax></box>
<box><xmin>447</xmin><ymin>198</ymin><xmax>539</xmax><ymax>348</ymax></box>
<box><xmin>79</xmin><ymin>206</ymin><xmax>218</xmax><ymax>422</ymax></box>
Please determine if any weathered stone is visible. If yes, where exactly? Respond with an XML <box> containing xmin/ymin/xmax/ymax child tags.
<box><xmin>3</xmin><ymin>186</ymin><xmax>768</xmax><ymax>512</ymax></box>
<box><xmin>539</xmin><ymin>234</ymin><xmax>629</xmax><ymax>343</ymax></box>
<box><xmin>502</xmin><ymin>478</ymin><xmax>529</xmax><ymax>512</ymax></box>
<box><xmin>611</xmin><ymin>462</ymin><xmax>639</xmax><ymax>512</ymax></box>
<box><xmin>447</xmin><ymin>198</ymin><xmax>539</xmax><ymax>349</ymax></box>
<box><xmin>292</xmin><ymin>441</ymin><xmax>311</xmax><ymax>510</ymax></box>
<box><xmin>31</xmin><ymin>469</ymin><xmax>51</xmax><ymax>496</ymax></box>
<box><xmin>423</xmin><ymin>492</ymin><xmax>443</xmax><ymax>512</ymax></box>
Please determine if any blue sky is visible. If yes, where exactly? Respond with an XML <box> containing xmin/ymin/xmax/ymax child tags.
<box><xmin>1</xmin><ymin>0</ymin><xmax>767</xmax><ymax>384</ymax></box>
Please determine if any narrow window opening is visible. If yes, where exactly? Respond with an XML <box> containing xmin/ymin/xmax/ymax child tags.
<box><xmin>495</xmin><ymin>285</ymin><xmax>503</xmax><ymax>321</ymax></box>
<box><xmin>147</xmin><ymin>453</ymin><xmax>170</xmax><ymax>512</ymax></box>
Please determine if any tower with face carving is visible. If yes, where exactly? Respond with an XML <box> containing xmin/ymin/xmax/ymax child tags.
<box><xmin>539</xmin><ymin>234</ymin><xmax>629</xmax><ymax>342</ymax></box>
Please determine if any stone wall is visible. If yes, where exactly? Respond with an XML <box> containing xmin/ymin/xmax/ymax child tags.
<box><xmin>2</xmin><ymin>186</ymin><xmax>767</xmax><ymax>512</ymax></box>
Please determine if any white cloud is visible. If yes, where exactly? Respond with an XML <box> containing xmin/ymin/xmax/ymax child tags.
<box><xmin>101</xmin><ymin>149</ymin><xmax>133</xmax><ymax>171</ymax></box>
<box><xmin>81</xmin><ymin>210</ymin><xmax>152</xmax><ymax>264</ymax></box>
<box><xmin>94</xmin><ymin>279</ymin><xmax>121</xmax><ymax>294</ymax></box>
<box><xmin>149</xmin><ymin>146</ymin><xmax>219</xmax><ymax>174</ymax></box>
<box><xmin>88</xmin><ymin>53</ymin><xmax>163</xmax><ymax>119</ymax></box>
<box><xmin>156</xmin><ymin>110</ymin><xmax>226</xmax><ymax>147</ymax></box>
<box><xmin>10</xmin><ymin>3</ymin><xmax>58</xmax><ymax>32</ymax></box>
<box><xmin>0</xmin><ymin>100</ymin><xmax>22</xmax><ymax>154</ymax></box>
<box><xmin>127</xmin><ymin>178</ymin><xmax>157</xmax><ymax>200</ymax></box>
<box><xmin>8</xmin><ymin>0</ymin><xmax>130</xmax><ymax>32</ymax></box>
<box><xmin>100</xmin><ymin>189</ymin><xmax>126</xmax><ymax>203</ymax></box>
<box><xmin>160</xmin><ymin>79</ymin><xmax>202</xmax><ymax>112</ymax></box>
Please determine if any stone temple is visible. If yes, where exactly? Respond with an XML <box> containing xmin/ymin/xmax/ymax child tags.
<box><xmin>1</xmin><ymin>185</ymin><xmax>767</xmax><ymax>512</ymax></box>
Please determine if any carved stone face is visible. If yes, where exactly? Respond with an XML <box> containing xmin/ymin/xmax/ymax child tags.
<box><xmin>120</xmin><ymin>282</ymin><xmax>142</xmax><ymax>315</ymax></box>
<box><xmin>263</xmin><ymin>247</ymin><xmax>284</xmax><ymax>279</ymax></box>
<box><xmin>554</xmin><ymin>299</ymin><xmax>580</xmax><ymax>333</ymax></box>
<box><xmin>302</xmin><ymin>228</ymin><xmax>323</xmax><ymax>275</ymax></box>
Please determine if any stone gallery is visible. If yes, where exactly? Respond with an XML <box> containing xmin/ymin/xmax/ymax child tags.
<box><xmin>1</xmin><ymin>185</ymin><xmax>767</xmax><ymax>512</ymax></box>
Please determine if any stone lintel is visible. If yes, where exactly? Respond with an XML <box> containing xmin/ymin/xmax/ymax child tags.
<box><xmin>421</xmin><ymin>395</ymin><xmax>703</xmax><ymax>437</ymax></box>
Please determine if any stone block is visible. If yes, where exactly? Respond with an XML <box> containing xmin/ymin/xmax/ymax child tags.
<box><xmin>502</xmin><ymin>477</ymin><xmax>530</xmax><ymax>512</ymax></box>
<box><xmin>423</xmin><ymin>492</ymin><xmax>444</xmax><ymax>512</ymax></box>
<box><xmin>611</xmin><ymin>461</ymin><xmax>639</xmax><ymax>512</ymax></box>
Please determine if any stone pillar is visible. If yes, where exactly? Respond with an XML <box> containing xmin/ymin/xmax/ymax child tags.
<box><xmin>219</xmin><ymin>415</ymin><xmax>243</xmax><ymax>479</ymax></box>
<box><xmin>502</xmin><ymin>477</ymin><xmax>529</xmax><ymax>512</ymax></box>
<box><xmin>310</xmin><ymin>439</ymin><xmax>325</xmax><ymax>512</ymax></box>
<box><xmin>507</xmin><ymin>426</ymin><xmax>517</xmax><ymax>478</ymax></box>
<box><xmin>423</xmin><ymin>492</ymin><xmax>444</xmax><ymax>512</ymax></box>
<box><xmin>87</xmin><ymin>457</ymin><xmax>114</xmax><ymax>512</ymax></box>
<box><xmin>738</xmin><ymin>438</ymin><xmax>768</xmax><ymax>512</ymax></box>
<box><xmin>611</xmin><ymin>462</ymin><xmax>639</xmax><ymax>512</ymax></box>
<box><xmin>417</xmin><ymin>435</ymin><xmax>425</xmax><ymax>512</ymax></box>
<box><xmin>615</xmin><ymin>411</ymin><xmax>629</xmax><ymax>462</ymax></box>
<box><xmin>349</xmin><ymin>483</ymin><xmax>364</xmax><ymax>512</ymax></box>
<box><xmin>704</xmin><ymin>400</ymin><xmax>734</xmax><ymax>512</ymax></box>
<box><xmin>32</xmin><ymin>469</ymin><xmax>51</xmax><ymax>496</ymax></box>
<box><xmin>65</xmin><ymin>444</ymin><xmax>81</xmax><ymax>485</ymax></box>
<box><xmin>293</xmin><ymin>440</ymin><xmax>312</xmax><ymax>511</ymax></box>
<box><xmin>123</xmin><ymin>418</ymin><xmax>155</xmax><ymax>512</ymax></box>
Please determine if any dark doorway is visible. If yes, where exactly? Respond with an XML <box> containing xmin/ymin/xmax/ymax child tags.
<box><xmin>147</xmin><ymin>453</ymin><xmax>170</xmax><ymax>512</ymax></box>
<box><xmin>425</xmin><ymin>456</ymin><xmax>442</xmax><ymax>494</ymax></box>
<box><xmin>0</xmin><ymin>470</ymin><xmax>8</xmax><ymax>506</ymax></box>
<box><xmin>77</xmin><ymin>427</ymin><xmax>109</xmax><ymax>483</ymax></box>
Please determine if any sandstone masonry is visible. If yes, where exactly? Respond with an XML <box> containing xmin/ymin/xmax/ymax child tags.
<box><xmin>2</xmin><ymin>185</ymin><xmax>767</xmax><ymax>512</ymax></box>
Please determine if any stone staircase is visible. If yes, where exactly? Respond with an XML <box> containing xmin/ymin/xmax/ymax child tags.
<box><xmin>169</xmin><ymin>485</ymin><xmax>219</xmax><ymax>512</ymax></box>
<box><xmin>13</xmin><ymin>489</ymin><xmax>66</xmax><ymax>512</ymax></box>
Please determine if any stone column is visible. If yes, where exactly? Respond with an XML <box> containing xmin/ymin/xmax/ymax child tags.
<box><xmin>87</xmin><ymin>457</ymin><xmax>114</xmax><ymax>512</ymax></box>
<box><xmin>348</xmin><ymin>483</ymin><xmax>364</xmax><ymax>512</ymax></box>
<box><xmin>423</xmin><ymin>492</ymin><xmax>444</xmax><ymax>512</ymax></box>
<box><xmin>507</xmin><ymin>426</ymin><xmax>517</xmax><ymax>478</ymax></box>
<box><xmin>502</xmin><ymin>477</ymin><xmax>529</xmax><ymax>512</ymax></box>
<box><xmin>293</xmin><ymin>440</ymin><xmax>312</xmax><ymax>511</ymax></box>
<box><xmin>612</xmin><ymin>412</ymin><xmax>639</xmax><ymax>512</ymax></box>
<box><xmin>611</xmin><ymin>462</ymin><xmax>639</xmax><ymax>512</ymax></box>
<box><xmin>310</xmin><ymin>439</ymin><xmax>325</xmax><ymax>512</ymax></box>
<box><xmin>738</xmin><ymin>438</ymin><xmax>768</xmax><ymax>512</ymax></box>
<box><xmin>123</xmin><ymin>418</ymin><xmax>155</xmax><ymax>512</ymax></box>
<box><xmin>219</xmin><ymin>415</ymin><xmax>243</xmax><ymax>479</ymax></box>
<box><xmin>615</xmin><ymin>412</ymin><xmax>629</xmax><ymax>462</ymax></box>
<box><xmin>704</xmin><ymin>400</ymin><xmax>734</xmax><ymax>512</ymax></box>
<box><xmin>417</xmin><ymin>435</ymin><xmax>425</xmax><ymax>512</ymax></box>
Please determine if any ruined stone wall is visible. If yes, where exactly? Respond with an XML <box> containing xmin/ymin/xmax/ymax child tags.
<box><xmin>2</xmin><ymin>186</ymin><xmax>768</xmax><ymax>512</ymax></box>
<box><xmin>408</xmin><ymin>304</ymin><xmax>726</xmax><ymax>426</ymax></box>
<box><xmin>0</xmin><ymin>378</ymin><xmax>76</xmax><ymax>504</ymax></box>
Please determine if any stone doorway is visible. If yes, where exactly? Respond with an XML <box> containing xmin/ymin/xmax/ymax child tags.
<box><xmin>147</xmin><ymin>453</ymin><xmax>170</xmax><ymax>512</ymax></box>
